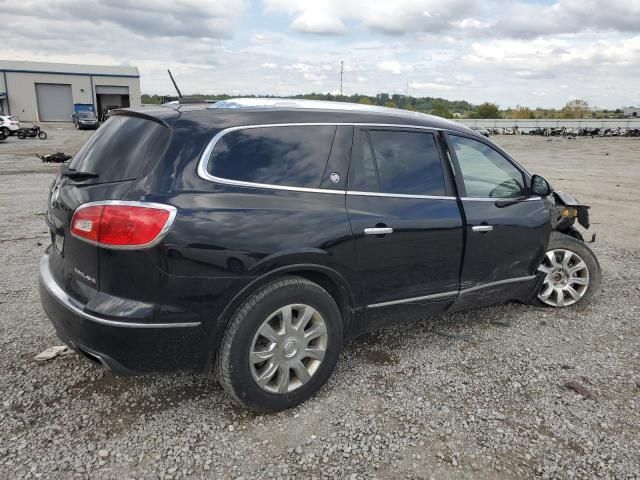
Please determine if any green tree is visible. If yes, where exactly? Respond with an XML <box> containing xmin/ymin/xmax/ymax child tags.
<box><xmin>473</xmin><ymin>102</ymin><xmax>501</xmax><ymax>119</ymax></box>
<box><xmin>431</xmin><ymin>105</ymin><xmax>452</xmax><ymax>118</ymax></box>
<box><xmin>512</xmin><ymin>105</ymin><xmax>534</xmax><ymax>119</ymax></box>
<box><xmin>384</xmin><ymin>101</ymin><xmax>398</xmax><ymax>108</ymax></box>
<box><xmin>561</xmin><ymin>99</ymin><xmax>590</xmax><ymax>118</ymax></box>
<box><xmin>359</xmin><ymin>97</ymin><xmax>373</xmax><ymax>105</ymax></box>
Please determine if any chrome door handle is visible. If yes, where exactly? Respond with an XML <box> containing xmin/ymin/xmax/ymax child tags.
<box><xmin>472</xmin><ymin>225</ymin><xmax>493</xmax><ymax>233</ymax></box>
<box><xmin>364</xmin><ymin>227</ymin><xmax>393</xmax><ymax>235</ymax></box>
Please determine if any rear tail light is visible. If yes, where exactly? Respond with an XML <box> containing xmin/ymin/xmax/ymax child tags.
<box><xmin>70</xmin><ymin>201</ymin><xmax>176</xmax><ymax>248</ymax></box>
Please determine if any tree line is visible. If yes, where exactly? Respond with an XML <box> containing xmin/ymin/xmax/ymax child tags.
<box><xmin>141</xmin><ymin>93</ymin><xmax>621</xmax><ymax>120</ymax></box>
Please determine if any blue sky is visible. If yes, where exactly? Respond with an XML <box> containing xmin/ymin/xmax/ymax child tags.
<box><xmin>1</xmin><ymin>0</ymin><xmax>639</xmax><ymax>108</ymax></box>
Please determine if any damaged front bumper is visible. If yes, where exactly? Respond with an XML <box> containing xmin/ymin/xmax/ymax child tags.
<box><xmin>550</xmin><ymin>191</ymin><xmax>594</xmax><ymax>242</ymax></box>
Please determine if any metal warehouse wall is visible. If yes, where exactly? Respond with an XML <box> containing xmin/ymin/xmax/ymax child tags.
<box><xmin>3</xmin><ymin>72</ymin><xmax>140</xmax><ymax>122</ymax></box>
<box><xmin>458</xmin><ymin>118</ymin><xmax>640</xmax><ymax>132</ymax></box>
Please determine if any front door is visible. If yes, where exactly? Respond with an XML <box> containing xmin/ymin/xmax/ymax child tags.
<box><xmin>346</xmin><ymin>127</ymin><xmax>464</xmax><ymax>329</ymax></box>
<box><xmin>444</xmin><ymin>133</ymin><xmax>550</xmax><ymax>309</ymax></box>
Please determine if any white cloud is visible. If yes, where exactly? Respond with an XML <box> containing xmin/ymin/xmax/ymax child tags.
<box><xmin>1</xmin><ymin>0</ymin><xmax>639</xmax><ymax>108</ymax></box>
<box><xmin>377</xmin><ymin>61</ymin><xmax>414</xmax><ymax>75</ymax></box>
<box><xmin>409</xmin><ymin>81</ymin><xmax>454</xmax><ymax>91</ymax></box>
<box><xmin>291</xmin><ymin>10</ymin><xmax>347</xmax><ymax>34</ymax></box>
<box><xmin>6</xmin><ymin>0</ymin><xmax>248</xmax><ymax>38</ymax></box>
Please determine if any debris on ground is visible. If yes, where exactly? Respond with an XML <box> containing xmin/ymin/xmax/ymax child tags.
<box><xmin>491</xmin><ymin>319</ymin><xmax>511</xmax><ymax>327</ymax></box>
<box><xmin>36</xmin><ymin>152</ymin><xmax>71</xmax><ymax>163</ymax></box>
<box><xmin>34</xmin><ymin>346</ymin><xmax>74</xmax><ymax>362</ymax></box>
<box><xmin>564</xmin><ymin>380</ymin><xmax>598</xmax><ymax>400</ymax></box>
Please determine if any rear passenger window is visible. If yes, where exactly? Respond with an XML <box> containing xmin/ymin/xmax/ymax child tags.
<box><xmin>349</xmin><ymin>130</ymin><xmax>445</xmax><ymax>195</ymax></box>
<box><xmin>208</xmin><ymin>125</ymin><xmax>337</xmax><ymax>188</ymax></box>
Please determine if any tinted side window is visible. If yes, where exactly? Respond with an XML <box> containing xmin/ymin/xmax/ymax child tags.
<box><xmin>449</xmin><ymin>135</ymin><xmax>525</xmax><ymax>198</ymax></box>
<box><xmin>368</xmin><ymin>130</ymin><xmax>445</xmax><ymax>195</ymax></box>
<box><xmin>347</xmin><ymin>130</ymin><xmax>379</xmax><ymax>192</ymax></box>
<box><xmin>208</xmin><ymin>125</ymin><xmax>337</xmax><ymax>188</ymax></box>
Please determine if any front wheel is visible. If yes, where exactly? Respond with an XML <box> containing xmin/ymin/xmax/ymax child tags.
<box><xmin>215</xmin><ymin>276</ymin><xmax>343</xmax><ymax>412</ymax></box>
<box><xmin>0</xmin><ymin>127</ymin><xmax>9</xmax><ymax>137</ymax></box>
<box><xmin>533</xmin><ymin>232</ymin><xmax>601</xmax><ymax>307</ymax></box>
<box><xmin>38</xmin><ymin>131</ymin><xmax>48</xmax><ymax>140</ymax></box>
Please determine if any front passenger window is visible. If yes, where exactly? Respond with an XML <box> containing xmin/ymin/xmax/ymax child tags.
<box><xmin>449</xmin><ymin>135</ymin><xmax>525</xmax><ymax>198</ymax></box>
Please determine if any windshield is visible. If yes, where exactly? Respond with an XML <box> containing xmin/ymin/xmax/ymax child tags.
<box><xmin>78</xmin><ymin>112</ymin><xmax>96</xmax><ymax>119</ymax></box>
<box><xmin>69</xmin><ymin>115</ymin><xmax>170</xmax><ymax>183</ymax></box>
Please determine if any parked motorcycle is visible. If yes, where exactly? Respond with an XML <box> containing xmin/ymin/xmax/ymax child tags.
<box><xmin>17</xmin><ymin>125</ymin><xmax>47</xmax><ymax>140</ymax></box>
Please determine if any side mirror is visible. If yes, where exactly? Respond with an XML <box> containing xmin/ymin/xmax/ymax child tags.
<box><xmin>530</xmin><ymin>174</ymin><xmax>552</xmax><ymax>197</ymax></box>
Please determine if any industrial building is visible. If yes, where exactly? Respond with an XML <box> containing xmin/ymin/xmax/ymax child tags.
<box><xmin>623</xmin><ymin>107</ymin><xmax>639</xmax><ymax>118</ymax></box>
<box><xmin>0</xmin><ymin>60</ymin><xmax>140</xmax><ymax>122</ymax></box>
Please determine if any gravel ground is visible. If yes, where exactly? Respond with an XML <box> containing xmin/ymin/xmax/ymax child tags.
<box><xmin>0</xmin><ymin>126</ymin><xmax>639</xmax><ymax>479</ymax></box>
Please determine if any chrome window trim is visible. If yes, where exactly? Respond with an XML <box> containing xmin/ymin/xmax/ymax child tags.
<box><xmin>347</xmin><ymin>191</ymin><xmax>456</xmax><ymax>200</ymax></box>
<box><xmin>367</xmin><ymin>291</ymin><xmax>458</xmax><ymax>309</ymax></box>
<box><xmin>39</xmin><ymin>255</ymin><xmax>201</xmax><ymax>328</ymax></box>
<box><xmin>460</xmin><ymin>196</ymin><xmax>542</xmax><ymax>202</ymax></box>
<box><xmin>197</xmin><ymin>123</ymin><xmax>453</xmax><ymax>198</ymax></box>
<box><xmin>459</xmin><ymin>275</ymin><xmax>537</xmax><ymax>295</ymax></box>
<box><xmin>70</xmin><ymin>200</ymin><xmax>177</xmax><ymax>250</ymax></box>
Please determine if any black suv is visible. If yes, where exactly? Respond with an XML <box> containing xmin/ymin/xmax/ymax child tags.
<box><xmin>39</xmin><ymin>99</ymin><xmax>601</xmax><ymax>411</ymax></box>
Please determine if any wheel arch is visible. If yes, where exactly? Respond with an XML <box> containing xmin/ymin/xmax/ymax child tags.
<box><xmin>215</xmin><ymin>264</ymin><xmax>359</xmax><ymax>345</ymax></box>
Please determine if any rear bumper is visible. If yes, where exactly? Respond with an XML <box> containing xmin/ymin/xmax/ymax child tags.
<box><xmin>38</xmin><ymin>254</ymin><xmax>210</xmax><ymax>374</ymax></box>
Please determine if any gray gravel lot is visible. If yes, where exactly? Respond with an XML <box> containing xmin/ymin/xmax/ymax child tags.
<box><xmin>0</xmin><ymin>125</ymin><xmax>639</xmax><ymax>479</ymax></box>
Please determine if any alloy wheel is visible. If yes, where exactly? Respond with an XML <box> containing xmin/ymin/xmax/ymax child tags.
<box><xmin>249</xmin><ymin>304</ymin><xmax>328</xmax><ymax>394</ymax></box>
<box><xmin>537</xmin><ymin>248</ymin><xmax>590</xmax><ymax>307</ymax></box>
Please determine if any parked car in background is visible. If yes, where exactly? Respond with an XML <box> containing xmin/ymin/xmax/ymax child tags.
<box><xmin>39</xmin><ymin>99</ymin><xmax>601</xmax><ymax>412</ymax></box>
<box><xmin>0</xmin><ymin>115</ymin><xmax>20</xmax><ymax>136</ymax></box>
<box><xmin>72</xmin><ymin>111</ymin><xmax>99</xmax><ymax>130</ymax></box>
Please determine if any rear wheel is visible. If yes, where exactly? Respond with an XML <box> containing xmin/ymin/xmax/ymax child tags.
<box><xmin>215</xmin><ymin>276</ymin><xmax>343</xmax><ymax>412</ymax></box>
<box><xmin>533</xmin><ymin>232</ymin><xmax>601</xmax><ymax>307</ymax></box>
<box><xmin>0</xmin><ymin>127</ymin><xmax>9</xmax><ymax>137</ymax></box>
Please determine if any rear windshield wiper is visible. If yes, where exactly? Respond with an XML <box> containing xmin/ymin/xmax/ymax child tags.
<box><xmin>60</xmin><ymin>166</ymin><xmax>99</xmax><ymax>180</ymax></box>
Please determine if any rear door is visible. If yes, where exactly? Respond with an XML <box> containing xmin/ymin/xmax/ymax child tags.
<box><xmin>346</xmin><ymin>127</ymin><xmax>463</xmax><ymax>329</ymax></box>
<box><xmin>444</xmin><ymin>133</ymin><xmax>550</xmax><ymax>309</ymax></box>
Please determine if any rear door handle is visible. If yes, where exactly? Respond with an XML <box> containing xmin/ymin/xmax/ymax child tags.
<box><xmin>364</xmin><ymin>227</ymin><xmax>393</xmax><ymax>235</ymax></box>
<box><xmin>472</xmin><ymin>225</ymin><xmax>493</xmax><ymax>233</ymax></box>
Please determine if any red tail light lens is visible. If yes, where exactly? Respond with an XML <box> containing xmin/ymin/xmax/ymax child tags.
<box><xmin>71</xmin><ymin>202</ymin><xmax>176</xmax><ymax>248</ymax></box>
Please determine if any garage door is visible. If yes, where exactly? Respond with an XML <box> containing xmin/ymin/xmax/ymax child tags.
<box><xmin>35</xmin><ymin>83</ymin><xmax>74</xmax><ymax>122</ymax></box>
<box><xmin>95</xmin><ymin>85</ymin><xmax>129</xmax><ymax>95</ymax></box>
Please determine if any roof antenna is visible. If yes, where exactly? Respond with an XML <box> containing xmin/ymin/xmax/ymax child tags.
<box><xmin>167</xmin><ymin>69</ymin><xmax>183</xmax><ymax>99</ymax></box>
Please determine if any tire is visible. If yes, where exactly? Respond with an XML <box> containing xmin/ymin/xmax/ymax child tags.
<box><xmin>0</xmin><ymin>127</ymin><xmax>9</xmax><ymax>137</ymax></box>
<box><xmin>38</xmin><ymin>132</ymin><xmax>48</xmax><ymax>140</ymax></box>
<box><xmin>532</xmin><ymin>231</ymin><xmax>601</xmax><ymax>308</ymax></box>
<box><xmin>215</xmin><ymin>276</ymin><xmax>343</xmax><ymax>412</ymax></box>
<box><xmin>17</xmin><ymin>132</ymin><xmax>25</xmax><ymax>139</ymax></box>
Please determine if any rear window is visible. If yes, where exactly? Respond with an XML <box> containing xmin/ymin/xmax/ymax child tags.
<box><xmin>69</xmin><ymin>115</ymin><xmax>169</xmax><ymax>183</ymax></box>
<box><xmin>207</xmin><ymin>125</ymin><xmax>337</xmax><ymax>188</ymax></box>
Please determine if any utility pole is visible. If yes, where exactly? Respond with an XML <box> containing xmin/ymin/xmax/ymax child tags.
<box><xmin>340</xmin><ymin>61</ymin><xmax>344</xmax><ymax>96</ymax></box>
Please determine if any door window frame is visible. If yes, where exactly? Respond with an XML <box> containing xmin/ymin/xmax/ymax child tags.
<box><xmin>442</xmin><ymin>131</ymin><xmax>533</xmax><ymax>199</ymax></box>
<box><xmin>348</xmin><ymin>126</ymin><xmax>457</xmax><ymax>198</ymax></box>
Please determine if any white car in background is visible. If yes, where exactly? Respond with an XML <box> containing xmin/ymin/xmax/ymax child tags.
<box><xmin>0</xmin><ymin>115</ymin><xmax>20</xmax><ymax>136</ymax></box>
